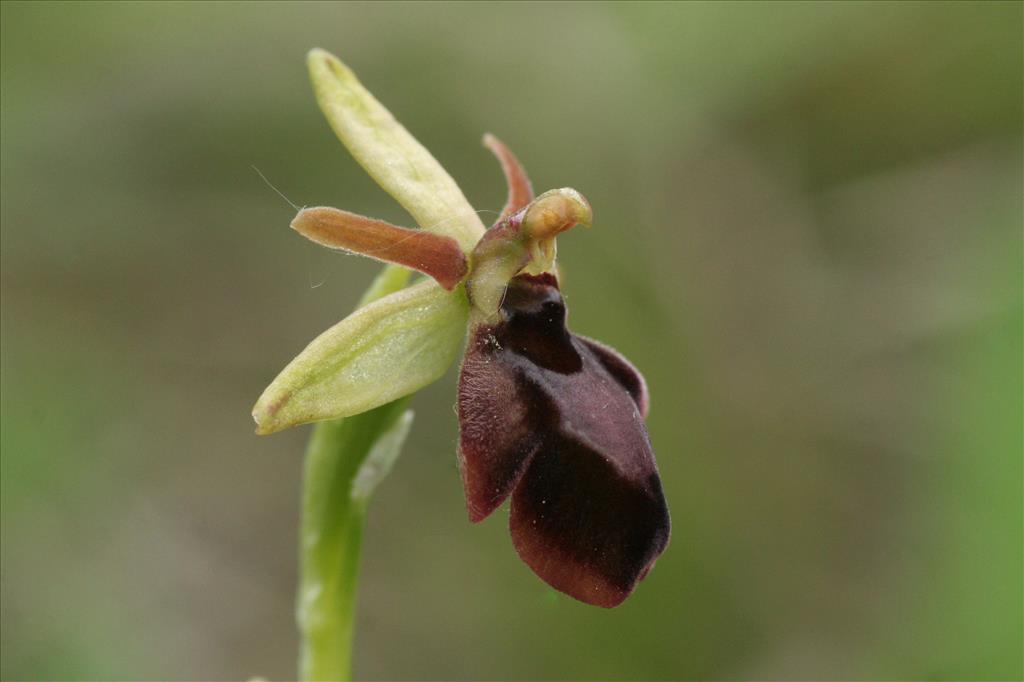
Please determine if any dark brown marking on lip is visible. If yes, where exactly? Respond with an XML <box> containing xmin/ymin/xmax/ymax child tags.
<box><xmin>456</xmin><ymin>273</ymin><xmax>670</xmax><ymax>606</ymax></box>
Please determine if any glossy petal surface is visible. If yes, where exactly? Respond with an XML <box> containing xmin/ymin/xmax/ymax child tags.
<box><xmin>510</xmin><ymin>436</ymin><xmax>669</xmax><ymax>608</ymax></box>
<box><xmin>457</xmin><ymin>274</ymin><xmax>670</xmax><ymax>606</ymax></box>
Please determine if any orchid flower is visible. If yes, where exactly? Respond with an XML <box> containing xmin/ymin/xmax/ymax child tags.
<box><xmin>254</xmin><ymin>49</ymin><xmax>670</xmax><ymax>608</ymax></box>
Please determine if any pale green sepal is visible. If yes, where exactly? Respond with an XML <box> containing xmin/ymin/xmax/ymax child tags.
<box><xmin>307</xmin><ymin>48</ymin><xmax>485</xmax><ymax>253</ymax></box>
<box><xmin>350</xmin><ymin>409</ymin><xmax>414</xmax><ymax>504</ymax></box>
<box><xmin>253</xmin><ymin>279</ymin><xmax>468</xmax><ymax>434</ymax></box>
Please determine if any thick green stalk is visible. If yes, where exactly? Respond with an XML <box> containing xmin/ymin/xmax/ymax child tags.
<box><xmin>296</xmin><ymin>266</ymin><xmax>411</xmax><ymax>681</ymax></box>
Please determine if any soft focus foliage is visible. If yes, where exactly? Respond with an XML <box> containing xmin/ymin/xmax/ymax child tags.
<box><xmin>1</xmin><ymin>2</ymin><xmax>1020</xmax><ymax>680</ymax></box>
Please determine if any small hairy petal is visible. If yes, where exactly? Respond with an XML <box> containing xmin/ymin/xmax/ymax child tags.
<box><xmin>482</xmin><ymin>133</ymin><xmax>534</xmax><ymax>222</ymax></box>
<box><xmin>292</xmin><ymin>207</ymin><xmax>468</xmax><ymax>290</ymax></box>
<box><xmin>253</xmin><ymin>279</ymin><xmax>468</xmax><ymax>434</ymax></box>
<box><xmin>457</xmin><ymin>274</ymin><xmax>669</xmax><ymax>606</ymax></box>
<box><xmin>307</xmin><ymin>49</ymin><xmax>485</xmax><ymax>252</ymax></box>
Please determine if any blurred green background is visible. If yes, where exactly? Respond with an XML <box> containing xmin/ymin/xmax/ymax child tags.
<box><xmin>2</xmin><ymin>2</ymin><xmax>1021</xmax><ymax>680</ymax></box>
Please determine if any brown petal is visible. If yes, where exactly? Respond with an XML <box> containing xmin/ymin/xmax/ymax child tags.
<box><xmin>291</xmin><ymin>206</ymin><xmax>468</xmax><ymax>290</ymax></box>
<box><xmin>483</xmin><ymin>133</ymin><xmax>534</xmax><ymax>222</ymax></box>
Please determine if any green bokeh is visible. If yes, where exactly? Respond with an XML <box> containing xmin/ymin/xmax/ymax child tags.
<box><xmin>2</xmin><ymin>2</ymin><xmax>1020</xmax><ymax>680</ymax></box>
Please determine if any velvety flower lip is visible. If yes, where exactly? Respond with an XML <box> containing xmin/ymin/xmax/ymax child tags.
<box><xmin>458</xmin><ymin>274</ymin><xmax>670</xmax><ymax>608</ymax></box>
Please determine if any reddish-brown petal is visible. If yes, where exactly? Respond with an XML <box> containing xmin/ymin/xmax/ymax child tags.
<box><xmin>483</xmin><ymin>133</ymin><xmax>534</xmax><ymax>222</ymax></box>
<box><xmin>291</xmin><ymin>206</ymin><xmax>468</xmax><ymax>290</ymax></box>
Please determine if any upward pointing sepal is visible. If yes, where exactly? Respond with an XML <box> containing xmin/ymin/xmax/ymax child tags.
<box><xmin>483</xmin><ymin>133</ymin><xmax>534</xmax><ymax>221</ymax></box>
<box><xmin>307</xmin><ymin>48</ymin><xmax>485</xmax><ymax>252</ymax></box>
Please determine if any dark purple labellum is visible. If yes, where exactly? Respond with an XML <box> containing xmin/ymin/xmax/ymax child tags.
<box><xmin>457</xmin><ymin>273</ymin><xmax>670</xmax><ymax>607</ymax></box>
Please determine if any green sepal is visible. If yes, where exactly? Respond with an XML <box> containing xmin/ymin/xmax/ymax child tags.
<box><xmin>307</xmin><ymin>48</ymin><xmax>485</xmax><ymax>253</ymax></box>
<box><xmin>253</xmin><ymin>279</ymin><xmax>468</xmax><ymax>434</ymax></box>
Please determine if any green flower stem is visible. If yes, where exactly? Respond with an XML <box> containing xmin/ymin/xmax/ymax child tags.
<box><xmin>296</xmin><ymin>265</ymin><xmax>412</xmax><ymax>682</ymax></box>
<box><xmin>297</xmin><ymin>400</ymin><xmax>410</xmax><ymax>681</ymax></box>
